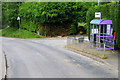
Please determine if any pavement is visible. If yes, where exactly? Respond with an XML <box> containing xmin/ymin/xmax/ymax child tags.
<box><xmin>0</xmin><ymin>38</ymin><xmax>7</xmax><ymax>79</ymax></box>
<box><xmin>0</xmin><ymin>38</ymin><xmax>2</xmax><ymax>79</ymax></box>
<box><xmin>66</xmin><ymin>36</ymin><xmax>119</xmax><ymax>71</ymax></box>
<box><xmin>1</xmin><ymin>37</ymin><xmax>118</xmax><ymax>78</ymax></box>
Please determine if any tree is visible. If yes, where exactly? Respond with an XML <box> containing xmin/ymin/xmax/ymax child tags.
<box><xmin>18</xmin><ymin>2</ymin><xmax>94</xmax><ymax>35</ymax></box>
<box><xmin>2</xmin><ymin>2</ymin><xmax>21</xmax><ymax>28</ymax></box>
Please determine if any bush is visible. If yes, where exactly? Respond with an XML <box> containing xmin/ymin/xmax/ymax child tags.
<box><xmin>70</xmin><ymin>24</ymin><xmax>77</xmax><ymax>35</ymax></box>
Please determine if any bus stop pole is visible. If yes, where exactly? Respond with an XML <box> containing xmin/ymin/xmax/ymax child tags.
<box><xmin>19</xmin><ymin>20</ymin><xmax>20</xmax><ymax>32</ymax></box>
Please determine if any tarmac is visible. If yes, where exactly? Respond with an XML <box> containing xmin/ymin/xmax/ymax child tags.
<box><xmin>0</xmin><ymin>36</ymin><xmax>119</xmax><ymax>78</ymax></box>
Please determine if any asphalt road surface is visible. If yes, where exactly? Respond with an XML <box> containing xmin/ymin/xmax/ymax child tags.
<box><xmin>2</xmin><ymin>37</ymin><xmax>118</xmax><ymax>78</ymax></box>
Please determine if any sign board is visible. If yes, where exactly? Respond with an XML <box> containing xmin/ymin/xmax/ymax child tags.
<box><xmin>107</xmin><ymin>25</ymin><xmax>110</xmax><ymax>35</ymax></box>
<box><xmin>17</xmin><ymin>16</ymin><xmax>20</xmax><ymax>20</ymax></box>
<box><xmin>37</xmin><ymin>31</ymin><xmax>40</xmax><ymax>35</ymax></box>
<box><xmin>111</xmin><ymin>28</ymin><xmax>113</xmax><ymax>35</ymax></box>
<box><xmin>92</xmin><ymin>29</ymin><xmax>98</xmax><ymax>34</ymax></box>
<box><xmin>95</xmin><ymin>12</ymin><xmax>101</xmax><ymax>18</ymax></box>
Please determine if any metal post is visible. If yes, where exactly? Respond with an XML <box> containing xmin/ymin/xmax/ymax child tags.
<box><xmin>17</xmin><ymin>16</ymin><xmax>20</xmax><ymax>32</ymax></box>
<box><xmin>103</xmin><ymin>25</ymin><xmax>104</xmax><ymax>44</ymax></box>
<box><xmin>19</xmin><ymin>20</ymin><xmax>20</xmax><ymax>32</ymax></box>
<box><xmin>96</xmin><ymin>25</ymin><xmax>97</xmax><ymax>42</ymax></box>
<box><xmin>110</xmin><ymin>24</ymin><xmax>111</xmax><ymax>47</ymax></box>
<box><xmin>98</xmin><ymin>0</ymin><xmax>99</xmax><ymax>5</ymax></box>
<box><xmin>96</xmin><ymin>25</ymin><xmax>98</xmax><ymax>47</ymax></box>
<box><xmin>90</xmin><ymin>24</ymin><xmax>91</xmax><ymax>42</ymax></box>
<box><xmin>90</xmin><ymin>24</ymin><xmax>93</xmax><ymax>47</ymax></box>
<box><xmin>93</xmin><ymin>24</ymin><xmax>94</xmax><ymax>42</ymax></box>
<box><xmin>99</xmin><ymin>25</ymin><xmax>101</xmax><ymax>50</ymax></box>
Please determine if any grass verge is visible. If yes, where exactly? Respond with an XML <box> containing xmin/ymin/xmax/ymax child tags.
<box><xmin>66</xmin><ymin>46</ymin><xmax>107</xmax><ymax>59</ymax></box>
<box><xmin>0</xmin><ymin>27</ymin><xmax>42</xmax><ymax>39</ymax></box>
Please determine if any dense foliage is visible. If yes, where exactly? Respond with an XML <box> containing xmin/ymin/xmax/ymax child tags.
<box><xmin>86</xmin><ymin>2</ymin><xmax>120</xmax><ymax>49</ymax></box>
<box><xmin>18</xmin><ymin>2</ymin><xmax>95</xmax><ymax>36</ymax></box>
<box><xmin>19</xmin><ymin>2</ymin><xmax>92</xmax><ymax>24</ymax></box>
<box><xmin>2</xmin><ymin>2</ymin><xmax>96</xmax><ymax>36</ymax></box>
<box><xmin>2</xmin><ymin>2</ymin><xmax>20</xmax><ymax>28</ymax></box>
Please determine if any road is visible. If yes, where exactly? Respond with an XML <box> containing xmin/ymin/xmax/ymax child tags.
<box><xmin>2</xmin><ymin>37</ymin><xmax>118</xmax><ymax>78</ymax></box>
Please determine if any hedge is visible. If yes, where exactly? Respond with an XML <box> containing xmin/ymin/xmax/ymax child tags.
<box><xmin>86</xmin><ymin>2</ymin><xmax>120</xmax><ymax>49</ymax></box>
<box><xmin>18</xmin><ymin>2</ymin><xmax>96</xmax><ymax>36</ymax></box>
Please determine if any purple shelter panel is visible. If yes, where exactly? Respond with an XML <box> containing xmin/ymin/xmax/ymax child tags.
<box><xmin>90</xmin><ymin>19</ymin><xmax>114</xmax><ymax>50</ymax></box>
<box><xmin>90</xmin><ymin>19</ymin><xmax>112</xmax><ymax>25</ymax></box>
<box><xmin>100</xmin><ymin>19</ymin><xmax>112</xmax><ymax>25</ymax></box>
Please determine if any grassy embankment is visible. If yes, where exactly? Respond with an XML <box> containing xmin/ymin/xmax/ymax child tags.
<box><xmin>0</xmin><ymin>27</ymin><xmax>41</xmax><ymax>39</ymax></box>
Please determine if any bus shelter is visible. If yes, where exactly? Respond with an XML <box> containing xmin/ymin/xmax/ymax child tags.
<box><xmin>90</xmin><ymin>19</ymin><xmax>114</xmax><ymax>50</ymax></box>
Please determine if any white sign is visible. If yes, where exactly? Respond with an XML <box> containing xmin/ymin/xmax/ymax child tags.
<box><xmin>37</xmin><ymin>31</ymin><xmax>40</xmax><ymax>35</ymax></box>
<box><xmin>92</xmin><ymin>29</ymin><xmax>98</xmax><ymax>34</ymax></box>
<box><xmin>111</xmin><ymin>28</ymin><xmax>113</xmax><ymax>35</ymax></box>
<box><xmin>95</xmin><ymin>12</ymin><xmax>101</xmax><ymax>18</ymax></box>
<box><xmin>107</xmin><ymin>25</ymin><xmax>110</xmax><ymax>35</ymax></box>
<box><xmin>17</xmin><ymin>16</ymin><xmax>20</xmax><ymax>20</ymax></box>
